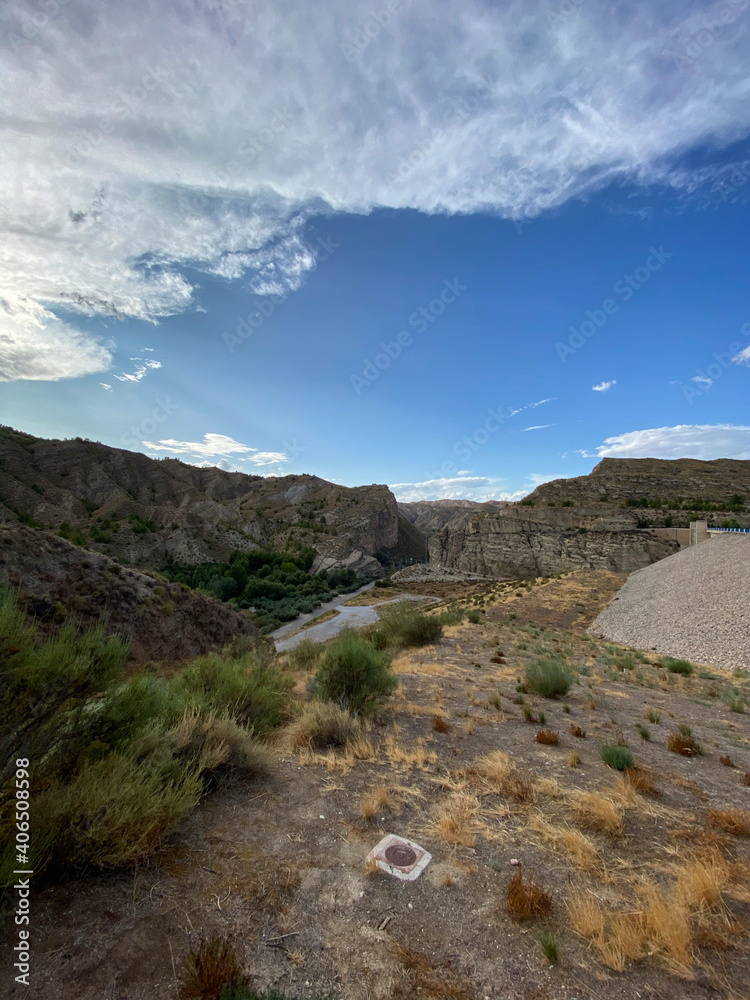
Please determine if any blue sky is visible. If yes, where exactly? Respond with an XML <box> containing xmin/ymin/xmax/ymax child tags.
<box><xmin>2</xmin><ymin>1</ymin><xmax>750</xmax><ymax>500</ymax></box>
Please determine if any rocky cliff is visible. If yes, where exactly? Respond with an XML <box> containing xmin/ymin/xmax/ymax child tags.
<box><xmin>398</xmin><ymin>499</ymin><xmax>511</xmax><ymax>535</ymax></box>
<box><xmin>0</xmin><ymin>525</ymin><xmax>260</xmax><ymax>663</ymax></box>
<box><xmin>0</xmin><ymin>427</ymin><xmax>422</xmax><ymax>577</ymax></box>
<box><xmin>429</xmin><ymin>506</ymin><xmax>680</xmax><ymax>579</ymax></box>
<box><xmin>525</xmin><ymin>457</ymin><xmax>750</xmax><ymax>510</ymax></box>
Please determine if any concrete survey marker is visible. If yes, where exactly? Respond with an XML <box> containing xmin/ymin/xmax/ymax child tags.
<box><xmin>367</xmin><ymin>834</ymin><xmax>432</xmax><ymax>881</ymax></box>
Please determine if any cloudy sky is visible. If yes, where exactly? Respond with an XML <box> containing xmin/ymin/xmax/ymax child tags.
<box><xmin>1</xmin><ymin>0</ymin><xmax>749</xmax><ymax>500</ymax></box>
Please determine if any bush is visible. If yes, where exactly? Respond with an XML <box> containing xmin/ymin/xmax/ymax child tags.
<box><xmin>172</xmin><ymin>652</ymin><xmax>293</xmax><ymax>734</ymax></box>
<box><xmin>372</xmin><ymin>601</ymin><xmax>443</xmax><ymax>649</ymax></box>
<box><xmin>286</xmin><ymin>637</ymin><xmax>324</xmax><ymax>671</ymax></box>
<box><xmin>600</xmin><ymin>744</ymin><xmax>634</xmax><ymax>770</ymax></box>
<box><xmin>524</xmin><ymin>655</ymin><xmax>574</xmax><ymax>698</ymax></box>
<box><xmin>661</xmin><ymin>656</ymin><xmax>695</xmax><ymax>676</ymax></box>
<box><xmin>466</xmin><ymin>609</ymin><xmax>482</xmax><ymax>624</ymax></box>
<box><xmin>314</xmin><ymin>630</ymin><xmax>397</xmax><ymax>714</ymax></box>
<box><xmin>285</xmin><ymin>701</ymin><xmax>360</xmax><ymax>750</ymax></box>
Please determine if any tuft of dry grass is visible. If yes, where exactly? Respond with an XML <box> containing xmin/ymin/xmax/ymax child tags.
<box><xmin>528</xmin><ymin>813</ymin><xmax>599</xmax><ymax>871</ymax></box>
<box><xmin>744</xmin><ymin>772</ymin><xmax>750</xmax><ymax>787</ymax></box>
<box><xmin>667</xmin><ymin>730</ymin><xmax>701</xmax><ymax>756</ymax></box>
<box><xmin>285</xmin><ymin>701</ymin><xmax>360</xmax><ymax>751</ymax></box>
<box><xmin>567</xmin><ymin>751</ymin><xmax>581</xmax><ymax>767</ymax></box>
<box><xmin>430</xmin><ymin>792</ymin><xmax>485</xmax><ymax>847</ymax></box>
<box><xmin>360</xmin><ymin>785</ymin><xmax>388</xmax><ymax>821</ymax></box>
<box><xmin>572</xmin><ymin>790</ymin><xmax>624</xmax><ymax>836</ymax></box>
<box><xmin>569</xmin><ymin>724</ymin><xmax>586</xmax><ymax>738</ymax></box>
<box><xmin>178</xmin><ymin>936</ymin><xmax>244</xmax><ymax>999</ymax></box>
<box><xmin>622</xmin><ymin>766</ymin><xmax>659</xmax><ymax>797</ymax></box>
<box><xmin>719</xmin><ymin>754</ymin><xmax>734</xmax><ymax>767</ymax></box>
<box><xmin>466</xmin><ymin>751</ymin><xmax>534</xmax><ymax>803</ymax></box>
<box><xmin>392</xmin><ymin>944</ymin><xmax>473</xmax><ymax>1000</ymax></box>
<box><xmin>384</xmin><ymin>734</ymin><xmax>436</xmax><ymax>770</ymax></box>
<box><xmin>432</xmin><ymin>714</ymin><xmax>450</xmax><ymax>733</ymax></box>
<box><xmin>506</xmin><ymin>867</ymin><xmax>552</xmax><ymax>921</ymax></box>
<box><xmin>706</xmin><ymin>808</ymin><xmax>750</xmax><ymax>837</ymax></box>
<box><xmin>535</xmin><ymin>728</ymin><xmax>559</xmax><ymax>745</ymax></box>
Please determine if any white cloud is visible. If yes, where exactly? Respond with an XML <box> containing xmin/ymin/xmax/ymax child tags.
<box><xmin>523</xmin><ymin>424</ymin><xmax>553</xmax><ymax>431</ymax></box>
<box><xmin>99</xmin><ymin>382</ymin><xmax>112</xmax><ymax>391</ymax></box>
<box><xmin>592</xmin><ymin>380</ymin><xmax>616</xmax><ymax>392</ymax></box>
<box><xmin>390</xmin><ymin>476</ymin><xmax>525</xmax><ymax>503</ymax></box>
<box><xmin>112</xmin><ymin>359</ymin><xmax>162</xmax><ymax>383</ymax></box>
<box><xmin>732</xmin><ymin>345</ymin><xmax>750</xmax><ymax>366</ymax></box>
<box><xmin>691</xmin><ymin>374</ymin><xmax>713</xmax><ymax>388</ymax></box>
<box><xmin>391</xmin><ymin>470</ymin><xmax>565</xmax><ymax>501</ymax></box>
<box><xmin>591</xmin><ymin>424</ymin><xmax>750</xmax><ymax>460</ymax></box>
<box><xmin>2</xmin><ymin>1</ymin><xmax>750</xmax><ymax>379</ymax></box>
<box><xmin>143</xmin><ymin>432</ymin><xmax>290</xmax><ymax>467</ymax></box>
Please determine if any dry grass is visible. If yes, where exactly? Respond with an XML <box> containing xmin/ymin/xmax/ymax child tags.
<box><xmin>535</xmin><ymin>728</ymin><xmax>559</xmax><ymax>745</ymax></box>
<box><xmin>719</xmin><ymin>754</ymin><xmax>734</xmax><ymax>767</ymax></box>
<box><xmin>622</xmin><ymin>767</ymin><xmax>659</xmax><ymax>797</ymax></box>
<box><xmin>384</xmin><ymin>734</ymin><xmax>436</xmax><ymax>770</ymax></box>
<box><xmin>667</xmin><ymin>731</ymin><xmax>701</xmax><ymax>756</ymax></box>
<box><xmin>284</xmin><ymin>701</ymin><xmax>360</xmax><ymax>751</ymax></box>
<box><xmin>360</xmin><ymin>784</ymin><xmax>389</xmax><ymax>820</ymax></box>
<box><xmin>567</xmin><ymin>751</ymin><xmax>581</xmax><ymax>767</ymax></box>
<box><xmin>178</xmin><ymin>936</ymin><xmax>244</xmax><ymax>999</ymax></box>
<box><xmin>430</xmin><ymin>792</ymin><xmax>485</xmax><ymax>847</ymax></box>
<box><xmin>572</xmin><ymin>790</ymin><xmax>624</xmax><ymax>836</ymax></box>
<box><xmin>706</xmin><ymin>808</ymin><xmax>750</xmax><ymax>837</ymax></box>
<box><xmin>506</xmin><ymin>867</ymin><xmax>552</xmax><ymax>921</ymax></box>
<box><xmin>528</xmin><ymin>813</ymin><xmax>600</xmax><ymax>871</ymax></box>
<box><xmin>569</xmin><ymin>724</ymin><xmax>586</xmax><ymax>738</ymax></box>
<box><xmin>466</xmin><ymin>751</ymin><xmax>534</xmax><ymax>803</ymax></box>
<box><xmin>392</xmin><ymin>944</ymin><xmax>473</xmax><ymax>1000</ymax></box>
<box><xmin>432</xmin><ymin>714</ymin><xmax>450</xmax><ymax>733</ymax></box>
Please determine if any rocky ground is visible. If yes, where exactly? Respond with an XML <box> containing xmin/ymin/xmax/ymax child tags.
<box><xmin>4</xmin><ymin>570</ymin><xmax>749</xmax><ymax>1000</ymax></box>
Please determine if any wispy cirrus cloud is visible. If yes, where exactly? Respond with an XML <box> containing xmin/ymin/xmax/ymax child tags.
<box><xmin>143</xmin><ymin>432</ymin><xmax>289</xmax><ymax>467</ymax></box>
<box><xmin>592</xmin><ymin>379</ymin><xmax>616</xmax><ymax>392</ymax></box>
<box><xmin>523</xmin><ymin>424</ymin><xmax>553</xmax><ymax>432</ymax></box>
<box><xmin>2</xmin><ymin>1</ymin><xmax>750</xmax><ymax>380</ymax></box>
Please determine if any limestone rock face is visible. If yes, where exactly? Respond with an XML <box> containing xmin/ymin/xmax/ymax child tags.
<box><xmin>429</xmin><ymin>506</ymin><xmax>680</xmax><ymax>579</ymax></box>
<box><xmin>0</xmin><ymin>525</ymin><xmax>260</xmax><ymax>662</ymax></box>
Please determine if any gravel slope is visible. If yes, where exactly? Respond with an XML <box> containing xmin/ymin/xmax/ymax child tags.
<box><xmin>592</xmin><ymin>535</ymin><xmax>750</xmax><ymax>670</ymax></box>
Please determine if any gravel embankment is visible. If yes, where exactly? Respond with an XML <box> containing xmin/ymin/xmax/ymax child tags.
<box><xmin>592</xmin><ymin>535</ymin><xmax>750</xmax><ymax>670</ymax></box>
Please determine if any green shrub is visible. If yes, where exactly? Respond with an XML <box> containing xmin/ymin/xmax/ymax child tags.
<box><xmin>287</xmin><ymin>637</ymin><xmax>324</xmax><ymax>671</ymax></box>
<box><xmin>661</xmin><ymin>656</ymin><xmax>695</xmax><ymax>676</ymax></box>
<box><xmin>172</xmin><ymin>652</ymin><xmax>293</xmax><ymax>734</ymax></box>
<box><xmin>723</xmin><ymin>688</ymin><xmax>746</xmax><ymax>713</ymax></box>
<box><xmin>285</xmin><ymin>701</ymin><xmax>360</xmax><ymax>750</ymax></box>
<box><xmin>372</xmin><ymin>601</ymin><xmax>443</xmax><ymax>649</ymax></box>
<box><xmin>466</xmin><ymin>610</ymin><xmax>482</xmax><ymax>624</ymax></box>
<box><xmin>314</xmin><ymin>630</ymin><xmax>396</xmax><ymax>714</ymax></box>
<box><xmin>600</xmin><ymin>744</ymin><xmax>634</xmax><ymax>770</ymax></box>
<box><xmin>524</xmin><ymin>655</ymin><xmax>574</xmax><ymax>698</ymax></box>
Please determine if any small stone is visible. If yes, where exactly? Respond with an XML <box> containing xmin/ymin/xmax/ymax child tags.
<box><xmin>510</xmin><ymin>858</ymin><xmax>520</xmax><ymax>865</ymax></box>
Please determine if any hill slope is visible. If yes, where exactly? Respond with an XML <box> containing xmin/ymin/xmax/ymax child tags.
<box><xmin>0</xmin><ymin>524</ymin><xmax>259</xmax><ymax>662</ymax></box>
<box><xmin>0</xmin><ymin>426</ymin><xmax>423</xmax><ymax>576</ymax></box>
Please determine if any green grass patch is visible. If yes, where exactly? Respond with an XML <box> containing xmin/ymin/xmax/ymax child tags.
<box><xmin>524</xmin><ymin>655</ymin><xmax>575</xmax><ymax>698</ymax></box>
<box><xmin>600</xmin><ymin>744</ymin><xmax>635</xmax><ymax>770</ymax></box>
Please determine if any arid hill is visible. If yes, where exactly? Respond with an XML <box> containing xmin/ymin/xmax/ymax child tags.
<box><xmin>0</xmin><ymin>426</ymin><xmax>423</xmax><ymax>576</ymax></box>
<box><xmin>398</xmin><ymin>498</ymin><xmax>511</xmax><ymax>534</ymax></box>
<box><xmin>0</xmin><ymin>524</ymin><xmax>259</xmax><ymax>662</ymax></box>
<box><xmin>525</xmin><ymin>457</ymin><xmax>750</xmax><ymax>511</ymax></box>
